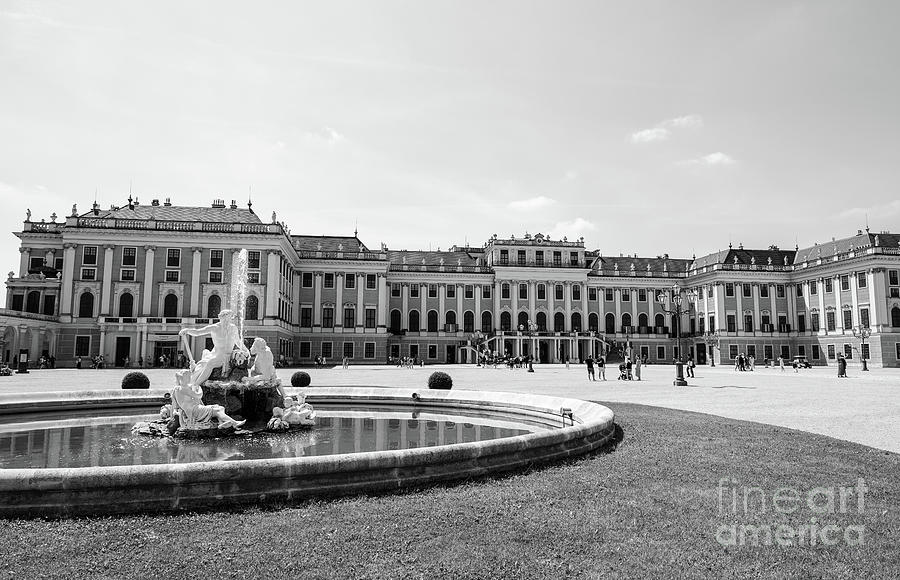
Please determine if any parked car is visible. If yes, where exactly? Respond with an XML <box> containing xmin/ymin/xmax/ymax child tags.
<box><xmin>792</xmin><ymin>356</ymin><xmax>812</xmax><ymax>369</ymax></box>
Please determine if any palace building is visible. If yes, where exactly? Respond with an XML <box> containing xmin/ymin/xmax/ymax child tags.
<box><xmin>3</xmin><ymin>197</ymin><xmax>900</xmax><ymax>368</ymax></box>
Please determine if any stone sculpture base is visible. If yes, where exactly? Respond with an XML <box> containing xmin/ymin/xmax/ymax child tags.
<box><xmin>200</xmin><ymin>377</ymin><xmax>283</xmax><ymax>424</ymax></box>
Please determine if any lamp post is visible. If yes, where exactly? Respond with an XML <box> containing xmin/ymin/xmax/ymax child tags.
<box><xmin>657</xmin><ymin>284</ymin><xmax>696</xmax><ymax>386</ymax></box>
<box><xmin>851</xmin><ymin>326</ymin><xmax>871</xmax><ymax>371</ymax></box>
<box><xmin>703</xmin><ymin>330</ymin><xmax>721</xmax><ymax>367</ymax></box>
<box><xmin>527</xmin><ymin>319</ymin><xmax>538</xmax><ymax>370</ymax></box>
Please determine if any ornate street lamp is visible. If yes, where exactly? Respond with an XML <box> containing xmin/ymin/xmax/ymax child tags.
<box><xmin>656</xmin><ymin>284</ymin><xmax>696</xmax><ymax>386</ymax></box>
<box><xmin>526</xmin><ymin>319</ymin><xmax>538</xmax><ymax>371</ymax></box>
<box><xmin>702</xmin><ymin>330</ymin><xmax>721</xmax><ymax>367</ymax></box>
<box><xmin>851</xmin><ymin>326</ymin><xmax>871</xmax><ymax>371</ymax></box>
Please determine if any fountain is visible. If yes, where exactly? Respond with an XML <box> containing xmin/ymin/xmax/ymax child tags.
<box><xmin>0</xmin><ymin>250</ymin><xmax>617</xmax><ymax>518</ymax></box>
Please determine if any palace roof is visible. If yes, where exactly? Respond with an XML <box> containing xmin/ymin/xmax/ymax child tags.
<box><xmin>795</xmin><ymin>230</ymin><xmax>900</xmax><ymax>263</ymax></box>
<box><xmin>292</xmin><ymin>235</ymin><xmax>369</xmax><ymax>253</ymax></box>
<box><xmin>80</xmin><ymin>204</ymin><xmax>262</xmax><ymax>224</ymax></box>
<box><xmin>691</xmin><ymin>247</ymin><xmax>796</xmax><ymax>269</ymax></box>
<box><xmin>595</xmin><ymin>255</ymin><xmax>692</xmax><ymax>275</ymax></box>
<box><xmin>386</xmin><ymin>250</ymin><xmax>481</xmax><ymax>268</ymax></box>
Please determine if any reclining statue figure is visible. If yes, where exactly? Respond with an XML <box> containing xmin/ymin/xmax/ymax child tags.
<box><xmin>171</xmin><ymin>369</ymin><xmax>246</xmax><ymax>430</ymax></box>
<box><xmin>179</xmin><ymin>309</ymin><xmax>250</xmax><ymax>386</ymax></box>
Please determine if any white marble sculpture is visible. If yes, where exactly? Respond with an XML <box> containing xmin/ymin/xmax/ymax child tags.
<box><xmin>249</xmin><ymin>337</ymin><xmax>276</xmax><ymax>381</ymax></box>
<box><xmin>282</xmin><ymin>395</ymin><xmax>316</xmax><ymax>426</ymax></box>
<box><xmin>171</xmin><ymin>369</ymin><xmax>246</xmax><ymax>430</ymax></box>
<box><xmin>179</xmin><ymin>309</ymin><xmax>250</xmax><ymax>385</ymax></box>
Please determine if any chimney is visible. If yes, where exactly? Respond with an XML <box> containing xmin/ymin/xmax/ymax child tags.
<box><xmin>163</xmin><ymin>197</ymin><xmax>172</xmax><ymax>206</ymax></box>
<box><xmin>211</xmin><ymin>199</ymin><xmax>226</xmax><ymax>208</ymax></box>
<box><xmin>230</xmin><ymin>200</ymin><xmax>237</xmax><ymax>209</ymax></box>
<box><xmin>151</xmin><ymin>199</ymin><xmax>160</xmax><ymax>206</ymax></box>
<box><xmin>92</xmin><ymin>200</ymin><xmax>100</xmax><ymax>215</ymax></box>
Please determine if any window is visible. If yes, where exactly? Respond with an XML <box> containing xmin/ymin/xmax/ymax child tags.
<box><xmin>465</xmin><ymin>285</ymin><xmax>474</xmax><ymax>299</ymax></box>
<box><xmin>427</xmin><ymin>310</ymin><xmax>439</xmax><ymax>332</ymax></box>
<box><xmin>826</xmin><ymin>311</ymin><xmax>835</xmax><ymax>331</ymax></box>
<box><xmin>698</xmin><ymin>287</ymin><xmax>704</xmax><ymax>299</ymax></box>
<box><xmin>165</xmin><ymin>270</ymin><xmax>180</xmax><ymax>282</ymax></box>
<box><xmin>324</xmin><ymin>273</ymin><xmax>334</xmax><ymax>289</ymax></box>
<box><xmin>30</xmin><ymin>257</ymin><xmax>44</xmax><ymax>269</ymax></box>
<box><xmin>366</xmin><ymin>274</ymin><xmax>377</xmax><ymax>289</ymax></box>
<box><xmin>81</xmin><ymin>268</ymin><xmax>96</xmax><ymax>280</ymax></box>
<box><xmin>248</xmin><ymin>272</ymin><xmax>260</xmax><ymax>284</ymax></box>
<box><xmin>824</xmin><ymin>278</ymin><xmax>833</xmax><ymax>293</ymax></box>
<box><xmin>538</xmin><ymin>284</ymin><xmax>546</xmax><ymax>300</ymax></box>
<box><xmin>776</xmin><ymin>285</ymin><xmax>785</xmax><ymax>298</ymax></box>
<box><xmin>54</xmin><ymin>257</ymin><xmax>63</xmax><ymax>270</ymax></box>
<box><xmin>747</xmin><ymin>345</ymin><xmax>757</xmax><ymax>358</ymax></box>
<box><xmin>210</xmin><ymin>249</ymin><xmax>223</xmax><ymax>268</ymax></box>
<box><xmin>726</xmin><ymin>314</ymin><xmax>736</xmax><ymax>332</ymax></box>
<box><xmin>166</xmin><ymin>248</ymin><xmax>180</xmax><ymax>268</ymax></box>
<box><xmin>429</xmin><ymin>284</ymin><xmax>438</xmax><ymax>298</ymax></box>
<box><xmin>499</xmin><ymin>250</ymin><xmax>508</xmax><ymax>265</ymax></box>
<box><xmin>518</xmin><ymin>283</ymin><xmax>527</xmax><ymax>300</ymax></box>
<box><xmin>811</xmin><ymin>312</ymin><xmax>820</xmax><ymax>331</ymax></box>
<box><xmin>343</xmin><ymin>307</ymin><xmax>355</xmax><ymax>328</ymax></box>
<box><xmin>743</xmin><ymin>283</ymin><xmax>752</xmax><ymax>298</ymax></box>
<box><xmin>302</xmin><ymin>273</ymin><xmax>313</xmax><ymax>287</ymax></box>
<box><xmin>810</xmin><ymin>280</ymin><xmax>818</xmax><ymax>295</ymax></box>
<box><xmin>622</xmin><ymin>289</ymin><xmax>630</xmax><ymax>302</ymax></box>
<box><xmin>760</xmin><ymin>285</ymin><xmax>769</xmax><ymax>298</ymax></box>
<box><xmin>605</xmin><ymin>289</ymin><xmax>614</xmax><ymax>301</ymax></box>
<box><xmin>827</xmin><ymin>344</ymin><xmax>836</xmax><ymax>359</ymax></box>
<box><xmin>365</xmin><ymin>308</ymin><xmax>376</xmax><ymax>328</ymax></box>
<box><xmin>247</xmin><ymin>251</ymin><xmax>261</xmax><ymax>269</ymax></box>
<box><xmin>75</xmin><ymin>336</ymin><xmax>91</xmax><ymax>357</ymax></box>
<box><xmin>798</xmin><ymin>314</ymin><xmax>806</xmax><ymax>333</ymax></box>
<box><xmin>345</xmin><ymin>274</ymin><xmax>355</xmax><ymax>289</ymax></box>
<box><xmin>207</xmin><ymin>294</ymin><xmax>222</xmax><ymax>318</ymax></box>
<box><xmin>570</xmin><ymin>252</ymin><xmax>579</xmax><ymax>266</ymax></box>
<box><xmin>657</xmin><ymin>345</ymin><xmax>667</xmax><ymax>360</ymax></box>
<box><xmin>428</xmin><ymin>344</ymin><xmax>438</xmax><ymax>359</ymax></box>
<box><xmin>501</xmin><ymin>284</ymin><xmax>510</xmax><ymax>299</ymax></box>
<box><xmin>410</xmin><ymin>284</ymin><xmax>420</xmax><ymax>298</ymax></box>
<box><xmin>120</xmin><ymin>269</ymin><xmax>135</xmax><ymax>281</ymax></box>
<box><xmin>843</xmin><ymin>344</ymin><xmax>853</xmax><ymax>359</ymax></box>
<box><xmin>300</xmin><ymin>307</ymin><xmax>312</xmax><ymax>327</ymax></box>
<box><xmin>446</xmin><ymin>285</ymin><xmax>456</xmax><ymax>298</ymax></box>
<box><xmin>555</xmin><ymin>285</ymin><xmax>563</xmax><ymax>300</ymax></box>
<box><xmin>861</xmin><ymin>343</ymin><xmax>870</xmax><ymax>360</ymax></box>
<box><xmin>572</xmin><ymin>285</ymin><xmax>581</xmax><ymax>301</ymax></box>
<box><xmin>78</xmin><ymin>292</ymin><xmax>94</xmax><ymax>318</ymax></box>
<box><xmin>535</xmin><ymin>251</ymin><xmax>544</xmax><ymax>266</ymax></box>
<box><xmin>743</xmin><ymin>314</ymin><xmax>753</xmax><ymax>332</ymax></box>
<box><xmin>322</xmin><ymin>307</ymin><xmax>334</xmax><ymax>328</ymax></box>
<box><xmin>890</xmin><ymin>270</ymin><xmax>899</xmax><ymax>286</ymax></box>
<box><xmin>364</xmin><ymin>343</ymin><xmax>376</xmax><ymax>359</ymax></box>
<box><xmin>588</xmin><ymin>287</ymin><xmax>597</xmax><ymax>301</ymax></box>
<box><xmin>481</xmin><ymin>311</ymin><xmax>492</xmax><ymax>333</ymax></box>
<box><xmin>83</xmin><ymin>246</ymin><xmax>98</xmax><ymax>266</ymax></box>
<box><xmin>708</xmin><ymin>314</ymin><xmax>715</xmax><ymax>330</ymax></box>
<box><xmin>840</xmin><ymin>275</ymin><xmax>850</xmax><ymax>291</ymax></box>
<box><xmin>857</xmin><ymin>272</ymin><xmax>867</xmax><ymax>288</ymax></box>
<box><xmin>321</xmin><ymin>342</ymin><xmax>333</xmax><ymax>359</ymax></box>
<box><xmin>343</xmin><ymin>342</ymin><xmax>354</xmax><ymax>359</ymax></box>
<box><xmin>209</xmin><ymin>271</ymin><xmax>223</xmax><ymax>283</ymax></box>
<box><xmin>163</xmin><ymin>294</ymin><xmax>178</xmax><ymax>317</ymax></box>
<box><xmin>463</xmin><ymin>311</ymin><xmax>475</xmax><ymax>333</ymax></box>
<box><xmin>245</xmin><ymin>296</ymin><xmax>259</xmax><ymax>320</ymax></box>
<box><xmin>797</xmin><ymin>345</ymin><xmax>805</xmax><ymax>357</ymax></box>
<box><xmin>638</xmin><ymin>289</ymin><xmax>647</xmax><ymax>302</ymax></box>
<box><xmin>391</xmin><ymin>283</ymin><xmax>401</xmax><ymax>297</ymax></box>
<box><xmin>725</xmin><ymin>283</ymin><xmax>734</xmax><ymax>297</ymax></box>
<box><xmin>842</xmin><ymin>309</ymin><xmax>853</xmax><ymax>329</ymax></box>
<box><xmin>812</xmin><ymin>345</ymin><xmax>820</xmax><ymax>360</ymax></box>
<box><xmin>796</xmin><ymin>284</ymin><xmax>803</xmax><ymax>297</ymax></box>
<box><xmin>482</xmin><ymin>285</ymin><xmax>491</xmax><ymax>299</ymax></box>
<box><xmin>860</xmin><ymin>308</ymin><xmax>870</xmax><ymax>328</ymax></box>
<box><xmin>764</xmin><ymin>345</ymin><xmax>773</xmax><ymax>360</ymax></box>
<box><xmin>517</xmin><ymin>250</ymin><xmax>526</xmax><ymax>265</ymax></box>
<box><xmin>553</xmin><ymin>251</ymin><xmax>562</xmax><ymax>266</ymax></box>
<box><xmin>780</xmin><ymin>345</ymin><xmax>790</xmax><ymax>359</ymax></box>
<box><xmin>299</xmin><ymin>342</ymin><xmax>311</xmax><ymax>358</ymax></box>
<box><xmin>122</xmin><ymin>247</ymin><xmax>137</xmax><ymax>266</ymax></box>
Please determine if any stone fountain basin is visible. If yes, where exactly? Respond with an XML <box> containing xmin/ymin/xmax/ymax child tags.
<box><xmin>0</xmin><ymin>388</ymin><xmax>615</xmax><ymax>518</ymax></box>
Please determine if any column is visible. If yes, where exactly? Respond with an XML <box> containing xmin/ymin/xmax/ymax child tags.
<box><xmin>510</xmin><ymin>280</ymin><xmax>518</xmax><ymax>325</ymax></box>
<box><xmin>99</xmin><ymin>246</ymin><xmax>114</xmax><ymax>315</ymax></box>
<box><xmin>834</xmin><ymin>276</ymin><xmax>843</xmax><ymax>333</ymax></box>
<box><xmin>142</xmin><ymin>246</ymin><xmax>155</xmax><ymax>316</ymax></box>
<box><xmin>313</xmin><ymin>272</ymin><xmax>323</xmax><ymax>327</ymax></box>
<box><xmin>401</xmin><ymin>283</ymin><xmax>409</xmax><ymax>330</ymax></box>
<box><xmin>189</xmin><ymin>248</ymin><xmax>202</xmax><ymax>317</ymax></box>
<box><xmin>788</xmin><ymin>284</ymin><xmax>797</xmax><ymax>331</ymax></box>
<box><xmin>769</xmin><ymin>284</ymin><xmax>777</xmax><ymax>327</ymax></box>
<box><xmin>98</xmin><ymin>326</ymin><xmax>106</xmax><ymax>359</ymax></box>
<box><xmin>564</xmin><ymin>282</ymin><xmax>572</xmax><ymax>331</ymax></box>
<box><xmin>735</xmin><ymin>284</ymin><xmax>743</xmax><ymax>332</ymax></box>
<box><xmin>714</xmin><ymin>283</ymin><xmax>725</xmax><ymax>331</ymax></box>
<box><xmin>630</xmin><ymin>287</ymin><xmax>637</xmax><ymax>331</ymax></box>
<box><xmin>456</xmin><ymin>284</ymin><xmax>463</xmax><ymax>331</ymax></box>
<box><xmin>59</xmin><ymin>244</ymin><xmax>77</xmax><ymax>316</ymax></box>
<box><xmin>548</xmin><ymin>282</ymin><xmax>556</xmax><ymax>329</ymax></box>
<box><xmin>850</xmin><ymin>273</ymin><xmax>860</xmax><ymax>328</ymax></box>
<box><xmin>614</xmin><ymin>288</ymin><xmax>622</xmax><ymax>332</ymax></box>
<box><xmin>420</xmin><ymin>284</ymin><xmax>427</xmax><ymax>331</ymax></box>
<box><xmin>528</xmin><ymin>281</ymin><xmax>536</xmax><ymax>321</ymax></box>
<box><xmin>493</xmin><ymin>280</ymin><xmax>501</xmax><ymax>331</ymax></box>
<box><xmin>439</xmin><ymin>284</ymin><xmax>447</xmax><ymax>330</ymax></box>
<box><xmin>702</xmin><ymin>286</ymin><xmax>710</xmax><ymax>331</ymax></box>
<box><xmin>581</xmin><ymin>283</ymin><xmax>588</xmax><ymax>331</ymax></box>
<box><xmin>356</xmin><ymin>274</ymin><xmax>365</xmax><ymax>327</ymax></box>
<box><xmin>19</xmin><ymin>247</ymin><xmax>29</xmax><ymax>277</ymax></box>
<box><xmin>817</xmin><ymin>279</ymin><xmax>826</xmax><ymax>334</ymax></box>
<box><xmin>868</xmin><ymin>270</ymin><xmax>884</xmax><ymax>328</ymax></box>
<box><xmin>752</xmin><ymin>285</ymin><xmax>761</xmax><ymax>331</ymax></box>
<box><xmin>293</xmin><ymin>272</ymin><xmax>302</xmax><ymax>326</ymax></box>
<box><xmin>335</xmin><ymin>273</ymin><xmax>344</xmax><ymax>328</ymax></box>
<box><xmin>597</xmin><ymin>286</ymin><xmax>605</xmax><ymax>333</ymax></box>
<box><xmin>376</xmin><ymin>274</ymin><xmax>387</xmax><ymax>328</ymax></box>
<box><xmin>265</xmin><ymin>251</ymin><xmax>280</xmax><ymax>318</ymax></box>
<box><xmin>475</xmin><ymin>285</ymin><xmax>482</xmax><ymax>332</ymax></box>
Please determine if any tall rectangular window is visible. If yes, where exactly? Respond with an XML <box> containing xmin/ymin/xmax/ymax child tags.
<box><xmin>429</xmin><ymin>284</ymin><xmax>438</xmax><ymax>298</ymax></box>
<box><xmin>842</xmin><ymin>310</ymin><xmax>852</xmax><ymax>329</ymax></box>
<box><xmin>535</xmin><ymin>251</ymin><xmax>544</xmax><ymax>266</ymax></box>
<box><xmin>796</xmin><ymin>284</ymin><xmax>803</xmax><ymax>297</ymax></box>
<box><xmin>122</xmin><ymin>247</ymin><xmax>137</xmax><ymax>266</ymax></box>
<box><xmin>366</xmin><ymin>274</ymin><xmax>377</xmax><ymax>289</ymax></box>
<box><xmin>322</xmin><ymin>307</ymin><xmax>334</xmax><ymax>328</ymax></box>
<box><xmin>166</xmin><ymin>248</ymin><xmax>180</xmax><ymax>267</ymax></box>
<box><xmin>638</xmin><ymin>289</ymin><xmax>647</xmax><ymax>302</ymax></box>
<box><xmin>843</xmin><ymin>344</ymin><xmax>853</xmax><ymax>359</ymax></box>
<box><xmin>810</xmin><ymin>280</ymin><xmax>818</xmax><ymax>294</ymax></box>
<box><xmin>826</xmin><ymin>311</ymin><xmax>836</xmax><ymax>331</ymax></box>
<box><xmin>553</xmin><ymin>251</ymin><xmax>561</xmax><ymax>266</ymax></box>
<box><xmin>605</xmin><ymin>289</ymin><xmax>613</xmax><ymax>301</ymax></box>
<box><xmin>321</xmin><ymin>342</ymin><xmax>332</xmax><ymax>359</ymax></box>
<box><xmin>343</xmin><ymin>342</ymin><xmax>354</xmax><ymax>359</ymax></box>
<box><xmin>345</xmin><ymin>274</ymin><xmax>355</xmax><ymax>289</ymax></box>
<box><xmin>890</xmin><ymin>270</ymin><xmax>899</xmax><ymax>286</ymax></box>
<box><xmin>657</xmin><ymin>346</ymin><xmax>666</xmax><ymax>360</ymax></box>
<box><xmin>825</xmin><ymin>278</ymin><xmax>833</xmax><ymax>293</ymax></box>
<box><xmin>570</xmin><ymin>252</ymin><xmax>579</xmax><ymax>266</ymax></box>
<box><xmin>74</xmin><ymin>336</ymin><xmax>91</xmax><ymax>357</ymax></box>
<box><xmin>364</xmin><ymin>342</ymin><xmax>376</xmax><ymax>359</ymax></box>
<box><xmin>760</xmin><ymin>285</ymin><xmax>769</xmax><ymax>298</ymax></box>
<box><xmin>555</xmin><ymin>284</ymin><xmax>563</xmax><ymax>300</ymax></box>
<box><xmin>302</xmin><ymin>273</ymin><xmax>313</xmax><ymax>287</ymax></box>
<box><xmin>499</xmin><ymin>250</ymin><xmax>508</xmax><ymax>265</ymax></box>
<box><xmin>343</xmin><ymin>307</ymin><xmax>355</xmax><ymax>328</ymax></box>
<box><xmin>621</xmin><ymin>289</ymin><xmax>630</xmax><ymax>302</ymax></box>
<box><xmin>726</xmin><ymin>314</ymin><xmax>736</xmax><ymax>332</ymax></box>
<box><xmin>464</xmin><ymin>285</ymin><xmax>473</xmax><ymax>299</ymax></box>
<box><xmin>247</xmin><ymin>251</ymin><xmax>260</xmax><ymax>269</ymax></box>
<box><xmin>501</xmin><ymin>283</ymin><xmax>510</xmax><ymax>299</ymax></box>
<box><xmin>776</xmin><ymin>285</ymin><xmax>785</xmax><ymax>298</ymax></box>
<box><xmin>572</xmin><ymin>285</ymin><xmax>581</xmax><ymax>301</ymax></box>
<box><xmin>827</xmin><ymin>344</ymin><xmax>836</xmax><ymax>359</ymax></box>
<box><xmin>538</xmin><ymin>284</ymin><xmax>546</xmax><ymax>300</ymax></box>
<box><xmin>743</xmin><ymin>283</ymin><xmax>752</xmax><ymax>298</ymax></box>
<box><xmin>729</xmin><ymin>345</ymin><xmax>738</xmax><ymax>359</ymax></box>
<box><xmin>210</xmin><ymin>249</ymin><xmax>224</xmax><ymax>268</ymax></box>
<box><xmin>725</xmin><ymin>283</ymin><xmax>734</xmax><ymax>297</ymax></box>
<box><xmin>324</xmin><ymin>273</ymin><xmax>334</xmax><ymax>289</ymax></box>
<box><xmin>83</xmin><ymin>246</ymin><xmax>98</xmax><ymax>266</ymax></box>
<box><xmin>410</xmin><ymin>284</ymin><xmax>419</xmax><ymax>298</ymax></box>
<box><xmin>860</xmin><ymin>308</ymin><xmax>870</xmax><ymax>328</ymax></box>
<box><xmin>840</xmin><ymin>275</ymin><xmax>850</xmax><ymax>291</ymax></box>
<box><xmin>299</xmin><ymin>342</ymin><xmax>311</xmax><ymax>358</ymax></box>
<box><xmin>518</xmin><ymin>283</ymin><xmax>527</xmax><ymax>300</ymax></box>
<box><xmin>365</xmin><ymin>308</ymin><xmax>376</xmax><ymax>328</ymax></box>
<box><xmin>391</xmin><ymin>283</ymin><xmax>401</xmax><ymax>297</ymax></box>
<box><xmin>517</xmin><ymin>250</ymin><xmax>526</xmax><ymax>265</ymax></box>
<box><xmin>811</xmin><ymin>312</ymin><xmax>820</xmax><ymax>331</ymax></box>
<box><xmin>300</xmin><ymin>307</ymin><xmax>312</xmax><ymax>327</ymax></box>
<box><xmin>482</xmin><ymin>285</ymin><xmax>491</xmax><ymax>299</ymax></box>
<box><xmin>588</xmin><ymin>287</ymin><xmax>597</xmax><ymax>301</ymax></box>
<box><xmin>446</xmin><ymin>285</ymin><xmax>456</xmax><ymax>298</ymax></box>
<box><xmin>857</xmin><ymin>272</ymin><xmax>867</xmax><ymax>288</ymax></box>
<box><xmin>812</xmin><ymin>345</ymin><xmax>820</xmax><ymax>360</ymax></box>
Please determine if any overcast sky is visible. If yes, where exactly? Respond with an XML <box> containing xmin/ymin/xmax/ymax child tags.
<box><xmin>2</xmin><ymin>1</ymin><xmax>899</xmax><ymax>303</ymax></box>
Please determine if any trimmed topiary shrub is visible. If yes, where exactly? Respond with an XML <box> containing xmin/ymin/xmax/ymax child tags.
<box><xmin>121</xmin><ymin>371</ymin><xmax>150</xmax><ymax>390</ymax></box>
<box><xmin>427</xmin><ymin>371</ymin><xmax>453</xmax><ymax>390</ymax></box>
<box><xmin>291</xmin><ymin>371</ymin><xmax>311</xmax><ymax>388</ymax></box>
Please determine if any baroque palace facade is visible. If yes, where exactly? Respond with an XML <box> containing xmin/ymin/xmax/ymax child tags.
<box><xmin>3</xmin><ymin>197</ymin><xmax>900</xmax><ymax>368</ymax></box>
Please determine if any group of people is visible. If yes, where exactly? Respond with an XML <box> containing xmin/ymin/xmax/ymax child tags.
<box><xmin>390</xmin><ymin>356</ymin><xmax>422</xmax><ymax>368</ymax></box>
<box><xmin>37</xmin><ymin>354</ymin><xmax>56</xmax><ymax>369</ymax></box>
<box><xmin>583</xmin><ymin>355</ymin><xmax>608</xmax><ymax>381</ymax></box>
<box><xmin>75</xmin><ymin>355</ymin><xmax>105</xmax><ymax>369</ymax></box>
<box><xmin>734</xmin><ymin>353</ymin><xmax>756</xmax><ymax>371</ymax></box>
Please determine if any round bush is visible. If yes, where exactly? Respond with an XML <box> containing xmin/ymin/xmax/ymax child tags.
<box><xmin>291</xmin><ymin>371</ymin><xmax>311</xmax><ymax>388</ymax></box>
<box><xmin>121</xmin><ymin>371</ymin><xmax>150</xmax><ymax>390</ymax></box>
<box><xmin>427</xmin><ymin>371</ymin><xmax>453</xmax><ymax>390</ymax></box>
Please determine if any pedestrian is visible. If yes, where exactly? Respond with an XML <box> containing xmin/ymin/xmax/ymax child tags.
<box><xmin>123</xmin><ymin>355</ymin><xmax>130</xmax><ymax>368</ymax></box>
<box><xmin>778</xmin><ymin>356</ymin><xmax>785</xmax><ymax>372</ymax></box>
<box><xmin>686</xmin><ymin>356</ymin><xmax>695</xmax><ymax>378</ymax></box>
<box><xmin>597</xmin><ymin>355</ymin><xmax>606</xmax><ymax>381</ymax></box>
<box><xmin>634</xmin><ymin>356</ymin><xmax>641</xmax><ymax>380</ymax></box>
<box><xmin>138</xmin><ymin>356</ymin><xmax>143</xmax><ymax>368</ymax></box>
<box><xmin>749</xmin><ymin>355</ymin><xmax>755</xmax><ymax>371</ymax></box>
<box><xmin>76</xmin><ymin>356</ymin><xmax>82</xmax><ymax>370</ymax></box>
<box><xmin>838</xmin><ymin>354</ymin><xmax>847</xmax><ymax>378</ymax></box>
<box><xmin>342</xmin><ymin>356</ymin><xmax>349</xmax><ymax>370</ymax></box>
<box><xmin>565</xmin><ymin>356</ymin><xmax>570</xmax><ymax>370</ymax></box>
<box><xmin>584</xmin><ymin>355</ymin><xmax>595</xmax><ymax>381</ymax></box>
<box><xmin>625</xmin><ymin>358</ymin><xmax>633</xmax><ymax>380</ymax></box>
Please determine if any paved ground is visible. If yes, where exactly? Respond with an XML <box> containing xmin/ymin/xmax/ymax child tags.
<box><xmin>1</xmin><ymin>363</ymin><xmax>898</xmax><ymax>453</ymax></box>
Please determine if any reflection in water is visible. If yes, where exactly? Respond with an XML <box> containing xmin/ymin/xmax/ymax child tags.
<box><xmin>0</xmin><ymin>413</ymin><xmax>535</xmax><ymax>469</ymax></box>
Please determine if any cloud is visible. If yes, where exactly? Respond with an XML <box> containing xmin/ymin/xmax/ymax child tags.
<box><xmin>551</xmin><ymin>217</ymin><xmax>597</xmax><ymax>238</ymax></box>
<box><xmin>508</xmin><ymin>196</ymin><xmax>556</xmax><ymax>211</ymax></box>
<box><xmin>663</xmin><ymin>114</ymin><xmax>704</xmax><ymax>129</ymax></box>
<box><xmin>630</xmin><ymin>127</ymin><xmax>670</xmax><ymax>143</ymax></box>
<box><xmin>303</xmin><ymin>126</ymin><xmax>346</xmax><ymax>147</ymax></box>
<box><xmin>839</xmin><ymin>199</ymin><xmax>900</xmax><ymax>219</ymax></box>
<box><xmin>678</xmin><ymin>152</ymin><xmax>736</xmax><ymax>166</ymax></box>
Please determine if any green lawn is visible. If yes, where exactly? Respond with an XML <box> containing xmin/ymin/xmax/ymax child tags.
<box><xmin>2</xmin><ymin>403</ymin><xmax>897</xmax><ymax>579</ymax></box>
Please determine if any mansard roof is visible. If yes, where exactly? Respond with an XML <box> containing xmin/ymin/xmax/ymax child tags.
<box><xmin>595</xmin><ymin>255</ymin><xmax>692</xmax><ymax>274</ymax></box>
<box><xmin>81</xmin><ymin>204</ymin><xmax>263</xmax><ymax>224</ymax></box>
<box><xmin>795</xmin><ymin>231</ymin><xmax>900</xmax><ymax>263</ymax></box>
<box><xmin>292</xmin><ymin>235</ymin><xmax>369</xmax><ymax>253</ymax></box>
<box><xmin>386</xmin><ymin>250</ymin><xmax>480</xmax><ymax>267</ymax></box>
<box><xmin>691</xmin><ymin>247</ymin><xmax>796</xmax><ymax>269</ymax></box>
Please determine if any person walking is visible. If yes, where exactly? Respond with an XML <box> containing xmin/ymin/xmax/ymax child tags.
<box><xmin>597</xmin><ymin>355</ymin><xmax>606</xmax><ymax>381</ymax></box>
<box><xmin>342</xmin><ymin>356</ymin><xmax>349</xmax><ymax>370</ymax></box>
<box><xmin>634</xmin><ymin>356</ymin><xmax>641</xmax><ymax>381</ymax></box>
<box><xmin>686</xmin><ymin>356</ymin><xmax>695</xmax><ymax>378</ymax></box>
<box><xmin>75</xmin><ymin>356</ymin><xmax>82</xmax><ymax>370</ymax></box>
<box><xmin>584</xmin><ymin>355</ymin><xmax>595</xmax><ymax>381</ymax></box>
<box><xmin>837</xmin><ymin>354</ymin><xmax>847</xmax><ymax>378</ymax></box>
<box><xmin>778</xmin><ymin>356</ymin><xmax>785</xmax><ymax>372</ymax></box>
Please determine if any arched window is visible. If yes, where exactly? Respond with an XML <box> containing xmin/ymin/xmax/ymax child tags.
<box><xmin>500</xmin><ymin>311</ymin><xmax>511</xmax><ymax>331</ymax></box>
<box><xmin>119</xmin><ymin>292</ymin><xmax>134</xmax><ymax>317</ymax></box>
<box><xmin>207</xmin><ymin>294</ymin><xmax>221</xmax><ymax>319</ymax></box>
<box><xmin>409</xmin><ymin>310</ymin><xmax>420</xmax><ymax>332</ymax></box>
<box><xmin>588</xmin><ymin>313</ymin><xmax>598</xmax><ymax>332</ymax></box>
<box><xmin>427</xmin><ymin>310</ymin><xmax>439</xmax><ymax>332</ymax></box>
<box><xmin>481</xmin><ymin>311</ymin><xmax>492</xmax><ymax>333</ymax></box>
<box><xmin>605</xmin><ymin>313</ymin><xmax>616</xmax><ymax>334</ymax></box>
<box><xmin>463</xmin><ymin>311</ymin><xmax>475</xmax><ymax>333</ymax></box>
<box><xmin>554</xmin><ymin>312</ymin><xmax>565</xmax><ymax>332</ymax></box>
<box><xmin>517</xmin><ymin>311</ymin><xmax>529</xmax><ymax>330</ymax></box>
<box><xmin>892</xmin><ymin>306</ymin><xmax>900</xmax><ymax>328</ymax></box>
<box><xmin>571</xmin><ymin>313</ymin><xmax>582</xmax><ymax>332</ymax></box>
<box><xmin>245</xmin><ymin>295</ymin><xmax>259</xmax><ymax>320</ymax></box>
<box><xmin>638</xmin><ymin>313</ymin><xmax>648</xmax><ymax>329</ymax></box>
<box><xmin>78</xmin><ymin>292</ymin><xmax>94</xmax><ymax>318</ymax></box>
<box><xmin>390</xmin><ymin>309</ymin><xmax>402</xmax><ymax>333</ymax></box>
<box><xmin>445</xmin><ymin>310</ymin><xmax>457</xmax><ymax>326</ymax></box>
<box><xmin>163</xmin><ymin>293</ymin><xmax>179</xmax><ymax>318</ymax></box>
<box><xmin>622</xmin><ymin>313</ymin><xmax>632</xmax><ymax>329</ymax></box>
<box><xmin>537</xmin><ymin>311</ymin><xmax>547</xmax><ymax>331</ymax></box>
<box><xmin>26</xmin><ymin>291</ymin><xmax>40</xmax><ymax>313</ymax></box>
<box><xmin>655</xmin><ymin>313</ymin><xmax>665</xmax><ymax>328</ymax></box>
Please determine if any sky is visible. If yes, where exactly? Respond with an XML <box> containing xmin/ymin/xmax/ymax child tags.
<box><xmin>2</xmin><ymin>0</ymin><xmax>899</xmax><ymax>303</ymax></box>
